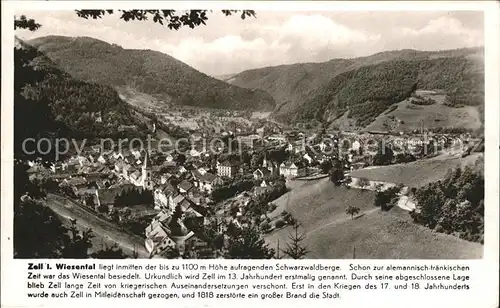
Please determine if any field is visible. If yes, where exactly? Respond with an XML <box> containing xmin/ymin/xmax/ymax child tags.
<box><xmin>364</xmin><ymin>90</ymin><xmax>482</xmax><ymax>132</ymax></box>
<box><xmin>350</xmin><ymin>153</ymin><xmax>483</xmax><ymax>188</ymax></box>
<box><xmin>264</xmin><ymin>178</ymin><xmax>483</xmax><ymax>259</ymax></box>
<box><xmin>251</xmin><ymin>111</ymin><xmax>272</xmax><ymax>119</ymax></box>
<box><xmin>117</xmin><ymin>87</ymin><xmax>258</xmax><ymax>132</ymax></box>
<box><xmin>117</xmin><ymin>86</ymin><xmax>169</xmax><ymax>111</ymax></box>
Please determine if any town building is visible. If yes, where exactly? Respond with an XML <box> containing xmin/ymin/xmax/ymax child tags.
<box><xmin>217</xmin><ymin>160</ymin><xmax>240</xmax><ymax>178</ymax></box>
<box><xmin>197</xmin><ymin>172</ymin><xmax>222</xmax><ymax>193</ymax></box>
<box><xmin>237</xmin><ymin>134</ymin><xmax>262</xmax><ymax>149</ymax></box>
<box><xmin>253</xmin><ymin>168</ymin><xmax>271</xmax><ymax>180</ymax></box>
<box><xmin>279</xmin><ymin>162</ymin><xmax>304</xmax><ymax>178</ymax></box>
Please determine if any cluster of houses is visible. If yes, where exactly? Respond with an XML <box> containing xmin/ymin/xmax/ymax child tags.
<box><xmin>26</xmin><ymin>116</ymin><xmax>477</xmax><ymax>258</ymax></box>
<box><xmin>32</xmin><ymin>133</ymin><xmax>312</xmax><ymax>257</ymax></box>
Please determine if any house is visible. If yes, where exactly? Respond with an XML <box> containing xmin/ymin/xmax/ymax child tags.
<box><xmin>112</xmin><ymin>152</ymin><xmax>124</xmax><ymax>160</ymax></box>
<box><xmin>97</xmin><ymin>154</ymin><xmax>108</xmax><ymax>164</ymax></box>
<box><xmin>87</xmin><ymin>155</ymin><xmax>96</xmax><ymax>164</ymax></box>
<box><xmin>198</xmin><ymin>172</ymin><xmax>222</xmax><ymax>194</ymax></box>
<box><xmin>59</xmin><ymin>177</ymin><xmax>86</xmax><ymax>195</ymax></box>
<box><xmin>178</xmin><ymin>180</ymin><xmax>194</xmax><ymax>194</ymax></box>
<box><xmin>303</xmin><ymin>153</ymin><xmax>313</xmax><ymax>164</ymax></box>
<box><xmin>256</xmin><ymin>127</ymin><xmax>266</xmax><ymax>138</ymax></box>
<box><xmin>267</xmin><ymin>134</ymin><xmax>287</xmax><ymax>142</ymax></box>
<box><xmin>318</xmin><ymin>142</ymin><xmax>327</xmax><ymax>152</ymax></box>
<box><xmin>154</xmin><ymin>187</ymin><xmax>172</xmax><ymax>210</ymax></box>
<box><xmin>260</xmin><ymin>179</ymin><xmax>269</xmax><ymax>187</ymax></box>
<box><xmin>95</xmin><ymin>184</ymin><xmax>136</xmax><ymax>208</ymax></box>
<box><xmin>146</xmin><ymin>209</ymin><xmax>199</xmax><ymax>257</ymax></box>
<box><xmin>279</xmin><ymin>162</ymin><xmax>302</xmax><ymax>178</ymax></box>
<box><xmin>352</xmin><ymin>140</ymin><xmax>361</xmax><ymax>154</ymax></box>
<box><xmin>121</xmin><ymin>164</ymin><xmax>132</xmax><ymax>179</ymax></box>
<box><xmin>130</xmin><ymin>149</ymin><xmax>142</xmax><ymax>159</ymax></box>
<box><xmin>95</xmin><ymin>189</ymin><xmax>117</xmax><ymax>208</ymax></box>
<box><xmin>191</xmin><ymin>132</ymin><xmax>203</xmax><ymax>141</ymax></box>
<box><xmin>253</xmin><ymin>168</ymin><xmax>271</xmax><ymax>180</ymax></box>
<box><xmin>146</xmin><ymin>210</ymin><xmax>172</xmax><ymax>237</ymax></box>
<box><xmin>145</xmin><ymin>223</ymin><xmax>175</xmax><ymax>254</ymax></box>
<box><xmin>189</xmin><ymin>148</ymin><xmax>202</xmax><ymax>157</ymax></box>
<box><xmin>166</xmin><ymin>194</ymin><xmax>186</xmax><ymax>212</ymax></box>
<box><xmin>237</xmin><ymin>134</ymin><xmax>261</xmax><ymax>149</ymax></box>
<box><xmin>178</xmin><ymin>166</ymin><xmax>187</xmax><ymax>174</ymax></box>
<box><xmin>350</xmin><ymin>162</ymin><xmax>366</xmax><ymax>171</ymax></box>
<box><xmin>217</xmin><ymin>160</ymin><xmax>240</xmax><ymax>178</ymax></box>
<box><xmin>165</xmin><ymin>154</ymin><xmax>175</xmax><ymax>163</ymax></box>
<box><xmin>66</xmin><ymin>161</ymin><xmax>80</xmax><ymax>173</ymax></box>
<box><xmin>129</xmin><ymin>170</ymin><xmax>142</xmax><ymax>185</ymax></box>
<box><xmin>160</xmin><ymin>173</ymin><xmax>173</xmax><ymax>185</ymax></box>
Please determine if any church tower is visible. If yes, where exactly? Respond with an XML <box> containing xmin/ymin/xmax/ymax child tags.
<box><xmin>262</xmin><ymin>154</ymin><xmax>268</xmax><ymax>168</ymax></box>
<box><xmin>262</xmin><ymin>154</ymin><xmax>274</xmax><ymax>174</ymax></box>
<box><xmin>142</xmin><ymin>151</ymin><xmax>153</xmax><ymax>190</ymax></box>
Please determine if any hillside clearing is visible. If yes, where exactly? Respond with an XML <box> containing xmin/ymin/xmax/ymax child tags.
<box><xmin>265</xmin><ymin>178</ymin><xmax>482</xmax><ymax>259</ymax></box>
<box><xmin>364</xmin><ymin>91</ymin><xmax>482</xmax><ymax>132</ymax></box>
<box><xmin>350</xmin><ymin>153</ymin><xmax>483</xmax><ymax>188</ymax></box>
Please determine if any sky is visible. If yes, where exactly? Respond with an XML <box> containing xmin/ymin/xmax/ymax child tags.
<box><xmin>16</xmin><ymin>10</ymin><xmax>484</xmax><ymax>76</ymax></box>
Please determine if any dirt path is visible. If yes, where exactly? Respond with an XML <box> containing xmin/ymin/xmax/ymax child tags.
<box><xmin>46</xmin><ymin>194</ymin><xmax>150</xmax><ymax>258</ymax></box>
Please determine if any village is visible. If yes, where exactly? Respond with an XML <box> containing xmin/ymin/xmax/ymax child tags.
<box><xmin>26</xmin><ymin>114</ymin><xmax>482</xmax><ymax>259</ymax></box>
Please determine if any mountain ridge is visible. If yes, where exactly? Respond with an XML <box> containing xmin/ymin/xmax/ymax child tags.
<box><xmin>226</xmin><ymin>46</ymin><xmax>484</xmax><ymax>127</ymax></box>
<box><xmin>14</xmin><ymin>36</ymin><xmax>148</xmax><ymax>150</ymax></box>
<box><xmin>27</xmin><ymin>35</ymin><xmax>276</xmax><ymax>111</ymax></box>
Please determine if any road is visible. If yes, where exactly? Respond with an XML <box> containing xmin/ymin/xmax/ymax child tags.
<box><xmin>46</xmin><ymin>194</ymin><xmax>150</xmax><ymax>258</ymax></box>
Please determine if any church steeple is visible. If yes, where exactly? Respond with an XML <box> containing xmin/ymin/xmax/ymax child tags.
<box><xmin>142</xmin><ymin>150</ymin><xmax>150</xmax><ymax>169</ymax></box>
<box><xmin>142</xmin><ymin>150</ymin><xmax>152</xmax><ymax>189</ymax></box>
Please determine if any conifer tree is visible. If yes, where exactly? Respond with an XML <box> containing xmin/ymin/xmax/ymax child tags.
<box><xmin>282</xmin><ymin>222</ymin><xmax>309</xmax><ymax>259</ymax></box>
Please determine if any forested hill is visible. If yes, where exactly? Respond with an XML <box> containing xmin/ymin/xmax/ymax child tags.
<box><xmin>14</xmin><ymin>37</ymin><xmax>148</xmax><ymax>160</ymax></box>
<box><xmin>27</xmin><ymin>35</ymin><xmax>276</xmax><ymax>111</ymax></box>
<box><xmin>227</xmin><ymin>48</ymin><xmax>484</xmax><ymax>126</ymax></box>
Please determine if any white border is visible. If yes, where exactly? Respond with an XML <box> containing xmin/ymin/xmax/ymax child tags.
<box><xmin>2</xmin><ymin>2</ymin><xmax>499</xmax><ymax>307</ymax></box>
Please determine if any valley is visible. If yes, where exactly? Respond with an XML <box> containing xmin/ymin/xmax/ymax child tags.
<box><xmin>14</xmin><ymin>34</ymin><xmax>485</xmax><ymax>260</ymax></box>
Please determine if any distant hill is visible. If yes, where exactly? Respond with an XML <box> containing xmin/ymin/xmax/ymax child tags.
<box><xmin>27</xmin><ymin>36</ymin><xmax>276</xmax><ymax>111</ymax></box>
<box><xmin>14</xmin><ymin>36</ymin><xmax>148</xmax><ymax>160</ymax></box>
<box><xmin>213</xmin><ymin>73</ymin><xmax>237</xmax><ymax>82</ymax></box>
<box><xmin>227</xmin><ymin>48</ymin><xmax>484</xmax><ymax>128</ymax></box>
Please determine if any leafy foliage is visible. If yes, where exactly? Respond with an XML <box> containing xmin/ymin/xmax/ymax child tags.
<box><xmin>14</xmin><ymin>15</ymin><xmax>41</xmax><ymax>31</ymax></box>
<box><xmin>357</xmin><ymin>177</ymin><xmax>370</xmax><ymax>188</ymax></box>
<box><xmin>14</xmin><ymin>199</ymin><xmax>93</xmax><ymax>258</ymax></box>
<box><xmin>224</xmin><ymin>226</ymin><xmax>275</xmax><ymax>259</ymax></box>
<box><xmin>90</xmin><ymin>243</ymin><xmax>128</xmax><ymax>259</ymax></box>
<box><xmin>373</xmin><ymin>142</ymin><xmax>395</xmax><ymax>166</ymax></box>
<box><xmin>374</xmin><ymin>186</ymin><xmax>401</xmax><ymax>211</ymax></box>
<box><xmin>75</xmin><ymin>10</ymin><xmax>255</xmax><ymax>30</ymax></box>
<box><xmin>211</xmin><ymin>178</ymin><xmax>255</xmax><ymax>202</ymax></box>
<box><xmin>114</xmin><ymin>188</ymin><xmax>153</xmax><ymax>207</ymax></box>
<box><xmin>345</xmin><ymin>206</ymin><xmax>360</xmax><ymax>220</ymax></box>
<box><xmin>410</xmin><ymin>158</ymin><xmax>484</xmax><ymax>243</ymax></box>
<box><xmin>329</xmin><ymin>158</ymin><xmax>345</xmax><ymax>186</ymax></box>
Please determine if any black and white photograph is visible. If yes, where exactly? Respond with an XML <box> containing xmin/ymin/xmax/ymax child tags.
<box><xmin>12</xmin><ymin>9</ymin><xmax>486</xmax><ymax>260</ymax></box>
